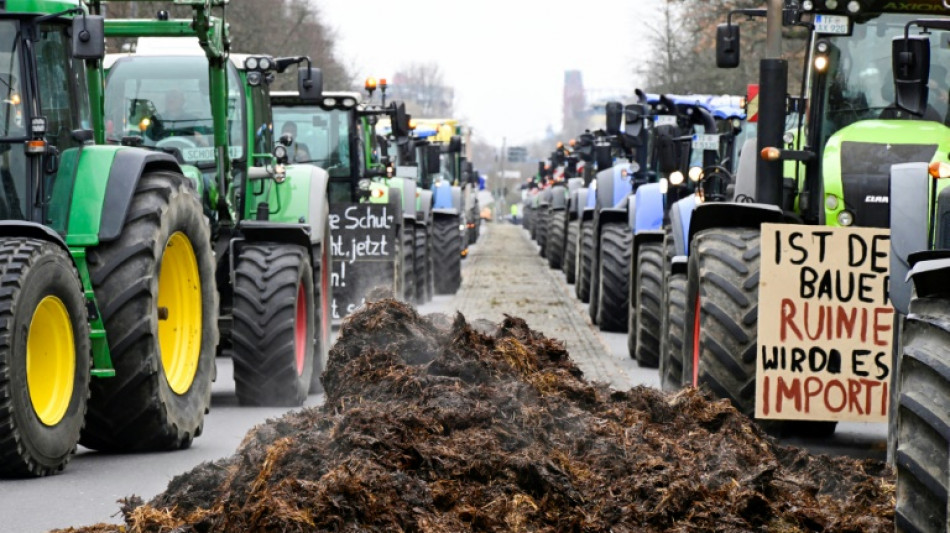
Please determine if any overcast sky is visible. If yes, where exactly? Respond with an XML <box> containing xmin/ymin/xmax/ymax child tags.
<box><xmin>319</xmin><ymin>0</ymin><xmax>664</xmax><ymax>147</ymax></box>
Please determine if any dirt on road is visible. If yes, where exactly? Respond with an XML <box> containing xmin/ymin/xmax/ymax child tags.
<box><xmin>57</xmin><ymin>299</ymin><xmax>893</xmax><ymax>533</ymax></box>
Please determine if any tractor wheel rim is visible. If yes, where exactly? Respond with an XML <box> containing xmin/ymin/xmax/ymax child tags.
<box><xmin>27</xmin><ymin>296</ymin><xmax>75</xmax><ymax>426</ymax></box>
<box><xmin>692</xmin><ymin>294</ymin><xmax>701</xmax><ymax>387</ymax></box>
<box><xmin>295</xmin><ymin>284</ymin><xmax>307</xmax><ymax>376</ymax></box>
<box><xmin>158</xmin><ymin>232</ymin><xmax>202</xmax><ymax>395</ymax></box>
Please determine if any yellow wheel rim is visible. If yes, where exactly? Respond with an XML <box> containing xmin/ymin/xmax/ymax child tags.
<box><xmin>158</xmin><ymin>232</ymin><xmax>202</xmax><ymax>395</ymax></box>
<box><xmin>27</xmin><ymin>296</ymin><xmax>75</xmax><ymax>426</ymax></box>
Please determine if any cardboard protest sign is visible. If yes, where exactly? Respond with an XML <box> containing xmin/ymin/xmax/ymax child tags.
<box><xmin>329</xmin><ymin>203</ymin><xmax>398</xmax><ymax>321</ymax></box>
<box><xmin>756</xmin><ymin>224</ymin><xmax>892</xmax><ymax>422</ymax></box>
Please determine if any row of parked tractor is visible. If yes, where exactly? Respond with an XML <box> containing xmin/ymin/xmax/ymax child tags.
<box><xmin>527</xmin><ymin>1</ymin><xmax>949</xmax><ymax>531</ymax></box>
<box><xmin>0</xmin><ymin>0</ymin><xmax>482</xmax><ymax>479</ymax></box>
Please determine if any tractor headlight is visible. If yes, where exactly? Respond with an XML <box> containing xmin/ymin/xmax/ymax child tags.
<box><xmin>688</xmin><ymin>166</ymin><xmax>703</xmax><ymax>182</ymax></box>
<box><xmin>358</xmin><ymin>178</ymin><xmax>371</xmax><ymax>191</ymax></box>
<box><xmin>659</xmin><ymin>177</ymin><xmax>669</xmax><ymax>194</ymax></box>
<box><xmin>669</xmin><ymin>170</ymin><xmax>685</xmax><ymax>186</ymax></box>
<box><xmin>244</xmin><ymin>57</ymin><xmax>259</xmax><ymax>70</ymax></box>
<box><xmin>824</xmin><ymin>194</ymin><xmax>839</xmax><ymax>211</ymax></box>
<box><xmin>459</xmin><ymin>224</ymin><xmax>466</xmax><ymax>232</ymax></box>
<box><xmin>837</xmin><ymin>210</ymin><xmax>854</xmax><ymax>226</ymax></box>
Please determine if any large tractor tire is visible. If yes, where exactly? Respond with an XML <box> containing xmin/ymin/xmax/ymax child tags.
<box><xmin>684</xmin><ymin>228</ymin><xmax>760</xmax><ymax>416</ymax></box>
<box><xmin>432</xmin><ymin>215</ymin><xmax>462</xmax><ymax>294</ymax></box>
<box><xmin>311</xmin><ymin>222</ymin><xmax>332</xmax><ymax>394</ymax></box>
<box><xmin>595</xmin><ymin>222</ymin><xmax>631</xmax><ymax>332</ymax></box>
<box><xmin>632</xmin><ymin>241</ymin><xmax>663</xmax><ymax>366</ymax></box>
<box><xmin>564</xmin><ymin>220</ymin><xmax>579</xmax><ymax>284</ymax></box>
<box><xmin>401</xmin><ymin>224</ymin><xmax>415</xmax><ymax>303</ymax></box>
<box><xmin>660</xmin><ymin>273</ymin><xmax>688</xmax><ymax>391</ymax></box>
<box><xmin>577</xmin><ymin>220</ymin><xmax>594</xmax><ymax>302</ymax></box>
<box><xmin>83</xmin><ymin>171</ymin><xmax>217</xmax><ymax>452</ymax></box>
<box><xmin>414</xmin><ymin>225</ymin><xmax>429</xmax><ymax>304</ymax></box>
<box><xmin>895</xmin><ymin>296</ymin><xmax>950</xmax><ymax>533</ymax></box>
<box><xmin>546</xmin><ymin>210</ymin><xmax>566</xmax><ymax>270</ymax></box>
<box><xmin>232</xmin><ymin>243</ymin><xmax>314</xmax><ymax>407</ymax></box>
<box><xmin>536</xmin><ymin>208</ymin><xmax>549</xmax><ymax>257</ymax></box>
<box><xmin>0</xmin><ymin>239</ymin><xmax>91</xmax><ymax>477</ymax></box>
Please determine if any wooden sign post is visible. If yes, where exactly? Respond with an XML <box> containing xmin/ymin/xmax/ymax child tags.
<box><xmin>756</xmin><ymin>224</ymin><xmax>892</xmax><ymax>422</ymax></box>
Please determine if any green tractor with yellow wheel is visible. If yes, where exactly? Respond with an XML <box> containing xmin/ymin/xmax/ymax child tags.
<box><xmin>97</xmin><ymin>0</ymin><xmax>330</xmax><ymax>406</ymax></box>
<box><xmin>0</xmin><ymin>0</ymin><xmax>219</xmax><ymax>477</ymax></box>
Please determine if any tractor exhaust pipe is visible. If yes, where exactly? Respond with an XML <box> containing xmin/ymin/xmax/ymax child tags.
<box><xmin>755</xmin><ymin>0</ymin><xmax>788</xmax><ymax>208</ymax></box>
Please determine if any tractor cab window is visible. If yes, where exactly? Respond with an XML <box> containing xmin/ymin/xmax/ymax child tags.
<box><xmin>36</xmin><ymin>23</ymin><xmax>88</xmax><ymax>153</ymax></box>
<box><xmin>819</xmin><ymin>13</ymin><xmax>950</xmax><ymax>146</ymax></box>
<box><xmin>272</xmin><ymin>105</ymin><xmax>352</xmax><ymax>178</ymax></box>
<box><xmin>248</xmin><ymin>84</ymin><xmax>273</xmax><ymax>166</ymax></box>
<box><xmin>105</xmin><ymin>56</ymin><xmax>245</xmax><ymax>165</ymax></box>
<box><xmin>0</xmin><ymin>20</ymin><xmax>26</xmax><ymax>220</ymax></box>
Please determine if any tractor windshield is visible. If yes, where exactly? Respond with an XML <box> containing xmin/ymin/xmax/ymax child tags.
<box><xmin>272</xmin><ymin>105</ymin><xmax>352</xmax><ymax>178</ymax></box>
<box><xmin>0</xmin><ymin>21</ymin><xmax>24</xmax><ymax>139</ymax></box>
<box><xmin>104</xmin><ymin>56</ymin><xmax>245</xmax><ymax>164</ymax></box>
<box><xmin>819</xmin><ymin>13</ymin><xmax>950</xmax><ymax>143</ymax></box>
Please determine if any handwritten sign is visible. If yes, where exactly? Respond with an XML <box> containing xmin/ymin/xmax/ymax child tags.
<box><xmin>756</xmin><ymin>224</ymin><xmax>892</xmax><ymax>422</ymax></box>
<box><xmin>329</xmin><ymin>203</ymin><xmax>397</xmax><ymax>321</ymax></box>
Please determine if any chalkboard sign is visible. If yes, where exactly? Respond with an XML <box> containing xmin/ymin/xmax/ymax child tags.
<box><xmin>329</xmin><ymin>203</ymin><xmax>398</xmax><ymax>321</ymax></box>
<box><xmin>756</xmin><ymin>224</ymin><xmax>892</xmax><ymax>422</ymax></box>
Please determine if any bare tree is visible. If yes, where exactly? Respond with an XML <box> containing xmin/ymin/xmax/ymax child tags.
<box><xmin>389</xmin><ymin>62</ymin><xmax>455</xmax><ymax>118</ymax></box>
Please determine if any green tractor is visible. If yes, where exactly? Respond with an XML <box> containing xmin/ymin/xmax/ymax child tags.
<box><xmin>0</xmin><ymin>0</ymin><xmax>220</xmax><ymax>477</ymax></box>
<box><xmin>271</xmin><ymin>80</ymin><xmax>417</xmax><ymax>318</ymax></box>
<box><xmin>97</xmin><ymin>1</ymin><xmax>331</xmax><ymax>408</ymax></box>
<box><xmin>684</xmin><ymin>0</ymin><xmax>949</xmax><ymax>444</ymax></box>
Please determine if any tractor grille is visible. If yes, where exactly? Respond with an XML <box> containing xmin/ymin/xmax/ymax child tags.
<box><xmin>839</xmin><ymin>141</ymin><xmax>937</xmax><ymax>228</ymax></box>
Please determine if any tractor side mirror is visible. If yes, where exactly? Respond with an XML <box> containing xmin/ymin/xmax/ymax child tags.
<box><xmin>605</xmin><ymin>101</ymin><xmax>623</xmax><ymax>136</ymax></box>
<box><xmin>448</xmin><ymin>135</ymin><xmax>463</xmax><ymax>153</ymax></box>
<box><xmin>624</xmin><ymin>104</ymin><xmax>645</xmax><ymax>137</ymax></box>
<box><xmin>716</xmin><ymin>24</ymin><xmax>740</xmax><ymax>69</ymax></box>
<box><xmin>893</xmin><ymin>36</ymin><xmax>930</xmax><ymax>117</ymax></box>
<box><xmin>297</xmin><ymin>67</ymin><xmax>323</xmax><ymax>101</ymax></box>
<box><xmin>426</xmin><ymin>144</ymin><xmax>441</xmax><ymax>175</ymax></box>
<box><xmin>392</xmin><ymin>102</ymin><xmax>411</xmax><ymax>137</ymax></box>
<box><xmin>655</xmin><ymin>133</ymin><xmax>678</xmax><ymax>174</ymax></box>
<box><xmin>594</xmin><ymin>142</ymin><xmax>612</xmax><ymax>170</ymax></box>
<box><xmin>72</xmin><ymin>15</ymin><xmax>105</xmax><ymax>60</ymax></box>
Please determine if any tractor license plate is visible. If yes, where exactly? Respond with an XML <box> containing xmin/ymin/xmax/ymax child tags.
<box><xmin>691</xmin><ymin>134</ymin><xmax>720</xmax><ymax>151</ymax></box>
<box><xmin>655</xmin><ymin>115</ymin><xmax>678</xmax><ymax>127</ymax></box>
<box><xmin>815</xmin><ymin>15</ymin><xmax>849</xmax><ymax>35</ymax></box>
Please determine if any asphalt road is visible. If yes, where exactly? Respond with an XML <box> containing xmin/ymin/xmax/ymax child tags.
<box><xmin>0</xmin><ymin>222</ymin><xmax>887</xmax><ymax>532</ymax></box>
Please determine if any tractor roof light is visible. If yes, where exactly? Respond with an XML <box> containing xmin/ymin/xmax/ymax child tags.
<box><xmin>846</xmin><ymin>1</ymin><xmax>861</xmax><ymax>13</ymax></box>
<box><xmin>25</xmin><ymin>139</ymin><xmax>46</xmax><ymax>154</ymax></box>
<box><xmin>409</xmin><ymin>119</ymin><xmax>417</xmax><ymax>130</ymax></box>
<box><xmin>341</xmin><ymin>98</ymin><xmax>357</xmax><ymax>108</ymax></box>
<box><xmin>688</xmin><ymin>166</ymin><xmax>703</xmax><ymax>182</ymax></box>
<box><xmin>760</xmin><ymin>147</ymin><xmax>782</xmax><ymax>161</ymax></box>
<box><xmin>245</xmin><ymin>57</ymin><xmax>259</xmax><ymax>70</ymax></box>
<box><xmin>365</xmin><ymin>77</ymin><xmax>377</xmax><ymax>91</ymax></box>
<box><xmin>669</xmin><ymin>170</ymin><xmax>685</xmax><ymax>185</ymax></box>
<box><xmin>930</xmin><ymin>161</ymin><xmax>950</xmax><ymax>179</ymax></box>
<box><xmin>138</xmin><ymin>117</ymin><xmax>151</xmax><ymax>132</ymax></box>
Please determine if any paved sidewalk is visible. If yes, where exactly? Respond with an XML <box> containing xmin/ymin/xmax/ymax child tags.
<box><xmin>445</xmin><ymin>222</ymin><xmax>634</xmax><ymax>390</ymax></box>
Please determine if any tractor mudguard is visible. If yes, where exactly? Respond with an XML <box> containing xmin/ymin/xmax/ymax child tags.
<box><xmin>669</xmin><ymin>195</ymin><xmax>698</xmax><ymax>257</ymax></box>
<box><xmin>77</xmin><ymin>148</ymin><xmax>182</xmax><ymax>245</ymax></box>
<box><xmin>253</xmin><ymin>164</ymin><xmax>331</xmax><ymax>249</ymax></box>
<box><xmin>388</xmin><ymin>186</ymin><xmax>405</xmax><ymax>224</ymax></box>
<box><xmin>671</xmin><ymin>255</ymin><xmax>688</xmax><ymax>276</ymax></box>
<box><xmin>0</xmin><ymin>220</ymin><xmax>70</xmax><ymax>253</ymax></box>
<box><xmin>908</xmin><ymin>257</ymin><xmax>950</xmax><ymax>300</ymax></box>
<box><xmin>633</xmin><ymin>231</ymin><xmax>663</xmax><ymax>266</ymax></box>
<box><xmin>889</xmin><ymin>162</ymin><xmax>930</xmax><ymax>315</ymax></box>
<box><xmin>432</xmin><ymin>209</ymin><xmax>460</xmax><ymax>220</ymax></box>
<box><xmin>581</xmin><ymin>207</ymin><xmax>594</xmax><ymax>223</ymax></box>
<box><xmin>398</xmin><ymin>178</ymin><xmax>417</xmax><ymax>222</ymax></box>
<box><xmin>452</xmin><ymin>186</ymin><xmax>462</xmax><ymax>212</ymax></box>
<box><xmin>570</xmin><ymin>188</ymin><xmax>588</xmax><ymax>221</ymax></box>
<box><xmin>237</xmin><ymin>221</ymin><xmax>312</xmax><ymax>251</ymax></box>
<box><xmin>633</xmin><ymin>183</ymin><xmax>664</xmax><ymax>234</ymax></box>
<box><xmin>596</xmin><ymin>207</ymin><xmax>629</xmax><ymax>242</ymax></box>
<box><xmin>567</xmin><ymin>177</ymin><xmax>584</xmax><ymax>195</ymax></box>
<box><xmin>550</xmin><ymin>186</ymin><xmax>568</xmax><ymax>210</ymax></box>
<box><xmin>687</xmin><ymin>202</ymin><xmax>783</xmax><ymax>246</ymax></box>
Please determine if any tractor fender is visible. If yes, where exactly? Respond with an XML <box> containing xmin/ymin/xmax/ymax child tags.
<box><xmin>0</xmin><ymin>221</ymin><xmax>70</xmax><ymax>254</ymax></box>
<box><xmin>908</xmin><ymin>257</ymin><xmax>950</xmax><ymax>300</ymax></box>
<box><xmin>570</xmin><ymin>188</ymin><xmax>588</xmax><ymax>220</ymax></box>
<box><xmin>671</xmin><ymin>255</ymin><xmax>688</xmax><ymax>276</ymax></box>
<box><xmin>625</xmin><ymin>195</ymin><xmax>636</xmax><ymax>232</ymax></box>
<box><xmin>596</xmin><ymin>207</ymin><xmax>629</xmax><ymax>241</ymax></box>
<box><xmin>550</xmin><ymin>185</ymin><xmax>568</xmax><ymax>210</ymax></box>
<box><xmin>388</xmin><ymin>186</ymin><xmax>404</xmax><ymax>224</ymax></box>
<box><xmin>633</xmin><ymin>183</ymin><xmax>664</xmax><ymax>234</ymax></box>
<box><xmin>567</xmin><ymin>177</ymin><xmax>583</xmax><ymax>195</ymax></box>
<box><xmin>889</xmin><ymin>162</ymin><xmax>930</xmax><ymax>315</ymax></box>
<box><xmin>669</xmin><ymin>195</ymin><xmax>698</xmax><ymax>257</ymax></box>
<box><xmin>687</xmin><ymin>201</ymin><xmax>784</xmax><ymax>247</ymax></box>
<box><xmin>633</xmin><ymin>231</ymin><xmax>663</xmax><ymax>266</ymax></box>
<box><xmin>399</xmin><ymin>177</ymin><xmax>418</xmax><ymax>220</ymax></box>
<box><xmin>236</xmin><ymin>220</ymin><xmax>312</xmax><ymax>252</ymax></box>
<box><xmin>274</xmin><ymin>164</ymin><xmax>331</xmax><ymax>248</ymax></box>
<box><xmin>432</xmin><ymin>208</ymin><xmax>460</xmax><ymax>218</ymax></box>
<box><xmin>433</xmin><ymin>182</ymin><xmax>453</xmax><ymax>210</ymax></box>
<box><xmin>452</xmin><ymin>186</ymin><xmax>462</xmax><ymax>212</ymax></box>
<box><xmin>581</xmin><ymin>207</ymin><xmax>595</xmax><ymax>223</ymax></box>
<box><xmin>99</xmin><ymin>149</ymin><xmax>184</xmax><ymax>243</ymax></box>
